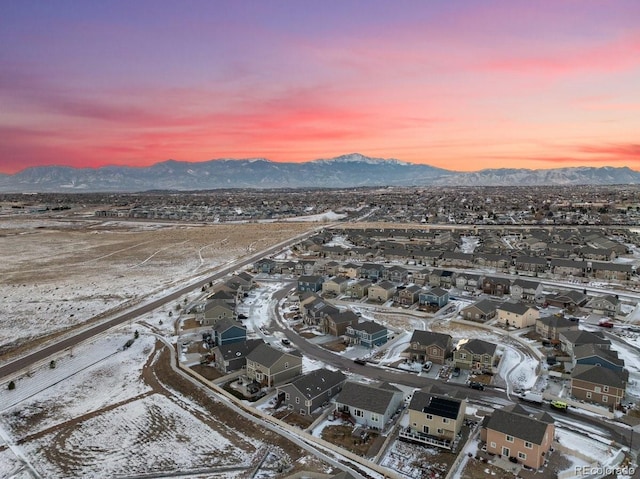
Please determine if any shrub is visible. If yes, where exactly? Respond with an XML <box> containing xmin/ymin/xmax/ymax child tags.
<box><xmin>8</xmin><ymin>380</ymin><xmax>15</xmax><ymax>390</ymax></box>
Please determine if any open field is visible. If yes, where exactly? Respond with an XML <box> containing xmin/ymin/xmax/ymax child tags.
<box><xmin>0</xmin><ymin>217</ymin><xmax>313</xmax><ymax>356</ymax></box>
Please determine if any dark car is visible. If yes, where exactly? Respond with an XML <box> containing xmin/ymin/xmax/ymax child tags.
<box><xmin>281</xmin><ymin>338</ymin><xmax>291</xmax><ymax>346</ymax></box>
<box><xmin>452</xmin><ymin>367</ymin><xmax>461</xmax><ymax>377</ymax></box>
<box><xmin>353</xmin><ymin>358</ymin><xmax>367</xmax><ymax>366</ymax></box>
<box><xmin>237</xmin><ymin>313</ymin><xmax>248</xmax><ymax>320</ymax></box>
<box><xmin>469</xmin><ymin>381</ymin><xmax>484</xmax><ymax>391</ymax></box>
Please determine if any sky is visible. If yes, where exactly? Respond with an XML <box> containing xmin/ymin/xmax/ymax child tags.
<box><xmin>1</xmin><ymin>0</ymin><xmax>639</xmax><ymax>174</ymax></box>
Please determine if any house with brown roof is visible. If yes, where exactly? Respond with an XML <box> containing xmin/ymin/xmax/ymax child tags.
<box><xmin>407</xmin><ymin>330</ymin><xmax>453</xmax><ymax>365</ymax></box>
<box><xmin>570</xmin><ymin>364</ymin><xmax>627</xmax><ymax>409</ymax></box>
<box><xmin>496</xmin><ymin>302</ymin><xmax>540</xmax><ymax>328</ymax></box>
<box><xmin>396</xmin><ymin>284</ymin><xmax>422</xmax><ymax>306</ymax></box>
<box><xmin>544</xmin><ymin>290</ymin><xmax>589</xmax><ymax>311</ymax></box>
<box><xmin>482</xmin><ymin>404</ymin><xmax>555</xmax><ymax>470</ymax></box>
<box><xmin>482</xmin><ymin>276</ymin><xmax>510</xmax><ymax>296</ymax></box>
<box><xmin>399</xmin><ymin>388</ymin><xmax>466</xmax><ymax>450</ymax></box>
<box><xmin>461</xmin><ymin>299</ymin><xmax>499</xmax><ymax>323</ymax></box>
<box><xmin>550</xmin><ymin>259</ymin><xmax>588</xmax><ymax>277</ymax></box>
<box><xmin>323</xmin><ymin>310</ymin><xmax>359</xmax><ymax>336</ymax></box>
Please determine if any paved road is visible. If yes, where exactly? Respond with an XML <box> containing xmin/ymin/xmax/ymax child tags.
<box><xmin>0</xmin><ymin>228</ymin><xmax>319</xmax><ymax>382</ymax></box>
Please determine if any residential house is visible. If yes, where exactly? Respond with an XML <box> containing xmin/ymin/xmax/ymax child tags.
<box><xmin>213</xmin><ymin>318</ymin><xmax>247</xmax><ymax>346</ymax></box>
<box><xmin>475</xmin><ymin>253</ymin><xmax>511</xmax><ymax>270</ymax></box>
<box><xmin>246</xmin><ymin>343</ymin><xmax>303</xmax><ymax>388</ymax></box>
<box><xmin>254</xmin><ymin>258</ymin><xmax>276</xmax><ymax>274</ymax></box>
<box><xmin>349</xmin><ymin>279</ymin><xmax>372</xmax><ymax>299</ymax></box>
<box><xmin>453</xmin><ymin>339</ymin><xmax>497</xmax><ymax>371</ymax></box>
<box><xmin>322</xmin><ymin>276</ymin><xmax>349</xmax><ymax>296</ymax></box>
<box><xmin>211</xmin><ymin>339</ymin><xmax>264</xmax><ymax>373</ymax></box>
<box><xmin>550</xmin><ymin>259</ymin><xmax>588</xmax><ymax>277</ymax></box>
<box><xmin>514</xmin><ymin>256</ymin><xmax>548</xmax><ymax>275</ymax></box>
<box><xmin>418</xmin><ymin>287</ymin><xmax>450</xmax><ymax>308</ymax></box>
<box><xmin>323</xmin><ymin>310</ymin><xmax>359</xmax><ymax>336</ymax></box>
<box><xmin>482</xmin><ymin>404</ymin><xmax>555</xmax><ymax>470</ymax></box>
<box><xmin>323</xmin><ymin>261</ymin><xmax>341</xmax><ymax>276</ymax></box>
<box><xmin>297</xmin><ymin>275</ymin><xmax>325</xmax><ymax>293</ymax></box>
<box><xmin>385</xmin><ymin>265</ymin><xmax>409</xmax><ymax>283</ymax></box>
<box><xmin>454</xmin><ymin>273</ymin><xmax>482</xmax><ymax>294</ymax></box>
<box><xmin>441</xmin><ymin>252</ymin><xmax>475</xmax><ymax>268</ymax></box>
<box><xmin>345</xmin><ymin>321</ymin><xmax>388</xmax><ymax>348</ymax></box>
<box><xmin>368</xmin><ymin>280</ymin><xmax>397</xmax><ymax>302</ymax></box>
<box><xmin>579</xmin><ymin>247</ymin><xmax>616</xmax><ymax>261</ymax></box>
<box><xmin>570</xmin><ymin>364</ymin><xmax>627</xmax><ymax>409</ymax></box>
<box><xmin>585</xmin><ymin>294</ymin><xmax>621</xmax><ymax>317</ymax></box>
<box><xmin>574</xmin><ymin>344</ymin><xmax>625</xmax><ymax>372</ymax></box>
<box><xmin>302</xmin><ymin>296</ymin><xmax>340</xmax><ymax>325</ymax></box>
<box><xmin>295</xmin><ymin>260</ymin><xmax>317</xmax><ymax>276</ymax></box>
<box><xmin>482</xmin><ymin>276</ymin><xmax>510</xmax><ymax>296</ymax></box>
<box><xmin>461</xmin><ymin>299</ymin><xmax>499</xmax><ymax>323</ymax></box>
<box><xmin>340</xmin><ymin>262</ymin><xmax>362</xmax><ymax>279</ymax></box>
<box><xmin>397</xmin><ymin>284</ymin><xmax>422</xmax><ymax>306</ymax></box>
<box><xmin>360</xmin><ymin>263</ymin><xmax>386</xmax><ymax>280</ymax></box>
<box><xmin>590</xmin><ymin>262</ymin><xmax>633</xmax><ymax>281</ymax></box>
<box><xmin>413</xmin><ymin>268</ymin><xmax>432</xmax><ymax>286</ymax></box>
<box><xmin>545</xmin><ymin>290</ymin><xmax>589</xmax><ymax>311</ymax></box>
<box><xmin>400</xmin><ymin>388</ymin><xmax>466</xmax><ymax>449</ymax></box>
<box><xmin>407</xmin><ymin>330</ymin><xmax>453</xmax><ymax>365</ymax></box>
<box><xmin>276</xmin><ymin>368</ymin><xmax>346</xmax><ymax>416</ymax></box>
<box><xmin>334</xmin><ymin>381</ymin><xmax>403</xmax><ymax>429</ymax></box>
<box><xmin>510</xmin><ymin>279</ymin><xmax>543</xmax><ymax>304</ymax></box>
<box><xmin>429</xmin><ymin>269</ymin><xmax>454</xmax><ymax>288</ymax></box>
<box><xmin>496</xmin><ymin>302</ymin><xmax>540</xmax><ymax>328</ymax></box>
<box><xmin>207</xmin><ymin>289</ymin><xmax>237</xmax><ymax>307</ymax></box>
<box><xmin>535</xmin><ymin>315</ymin><xmax>579</xmax><ymax>341</ymax></box>
<box><xmin>201</xmin><ymin>299</ymin><xmax>235</xmax><ymax>327</ymax></box>
<box><xmin>559</xmin><ymin>330</ymin><xmax>610</xmax><ymax>357</ymax></box>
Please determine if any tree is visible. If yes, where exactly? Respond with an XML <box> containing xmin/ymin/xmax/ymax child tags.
<box><xmin>8</xmin><ymin>380</ymin><xmax>15</xmax><ymax>390</ymax></box>
<box><xmin>49</xmin><ymin>360</ymin><xmax>56</xmax><ymax>369</ymax></box>
<box><xmin>134</xmin><ymin>330</ymin><xmax>139</xmax><ymax>339</ymax></box>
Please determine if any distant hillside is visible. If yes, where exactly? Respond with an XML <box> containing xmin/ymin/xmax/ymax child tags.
<box><xmin>0</xmin><ymin>153</ymin><xmax>638</xmax><ymax>192</ymax></box>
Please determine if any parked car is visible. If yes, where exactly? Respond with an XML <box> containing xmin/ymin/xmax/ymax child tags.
<box><xmin>353</xmin><ymin>358</ymin><xmax>367</xmax><ymax>366</ymax></box>
<box><xmin>452</xmin><ymin>367</ymin><xmax>461</xmax><ymax>377</ymax></box>
<box><xmin>468</xmin><ymin>381</ymin><xmax>484</xmax><ymax>391</ymax></box>
<box><xmin>423</xmin><ymin>361</ymin><xmax>433</xmax><ymax>372</ymax></box>
<box><xmin>281</xmin><ymin>338</ymin><xmax>291</xmax><ymax>346</ymax></box>
<box><xmin>550</xmin><ymin>400</ymin><xmax>568</xmax><ymax>411</ymax></box>
<box><xmin>237</xmin><ymin>313</ymin><xmax>248</xmax><ymax>320</ymax></box>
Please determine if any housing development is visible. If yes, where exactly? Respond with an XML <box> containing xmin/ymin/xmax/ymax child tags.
<box><xmin>1</xmin><ymin>187</ymin><xmax>640</xmax><ymax>479</ymax></box>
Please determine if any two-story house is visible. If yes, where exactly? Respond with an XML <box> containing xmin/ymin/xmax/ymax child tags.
<box><xmin>321</xmin><ymin>276</ymin><xmax>349</xmax><ymax>296</ymax></box>
<box><xmin>407</xmin><ymin>330</ymin><xmax>453</xmax><ymax>365</ymax></box>
<box><xmin>399</xmin><ymin>388</ymin><xmax>466</xmax><ymax>450</ymax></box>
<box><xmin>323</xmin><ymin>310</ymin><xmax>359</xmax><ymax>337</ymax></box>
<box><xmin>345</xmin><ymin>321</ymin><xmax>388</xmax><ymax>348</ymax></box>
<box><xmin>496</xmin><ymin>302</ymin><xmax>540</xmax><ymax>328</ymax></box>
<box><xmin>461</xmin><ymin>299</ymin><xmax>499</xmax><ymax>323</ymax></box>
<box><xmin>201</xmin><ymin>299</ymin><xmax>235</xmax><ymax>327</ymax></box>
<box><xmin>276</xmin><ymin>368</ymin><xmax>346</xmax><ymax>416</ymax></box>
<box><xmin>510</xmin><ymin>278</ymin><xmax>543</xmax><ymax>304</ymax></box>
<box><xmin>297</xmin><ymin>275</ymin><xmax>325</xmax><ymax>293</ymax></box>
<box><xmin>573</xmin><ymin>344</ymin><xmax>625</xmax><ymax>372</ymax></box>
<box><xmin>453</xmin><ymin>338</ymin><xmax>497</xmax><ymax>372</ymax></box>
<box><xmin>368</xmin><ymin>281</ymin><xmax>397</xmax><ymax>302</ymax></box>
<box><xmin>396</xmin><ymin>284</ymin><xmax>422</xmax><ymax>306</ymax></box>
<box><xmin>482</xmin><ymin>404</ymin><xmax>555</xmax><ymax>470</ymax></box>
<box><xmin>211</xmin><ymin>339</ymin><xmax>264</xmax><ymax>373</ymax></box>
<box><xmin>585</xmin><ymin>294</ymin><xmax>621</xmax><ymax>317</ymax></box>
<box><xmin>246</xmin><ymin>343</ymin><xmax>303</xmax><ymax>388</ymax></box>
<box><xmin>213</xmin><ymin>318</ymin><xmax>247</xmax><ymax>346</ymax></box>
<box><xmin>535</xmin><ymin>315</ymin><xmax>579</xmax><ymax>341</ymax></box>
<box><xmin>570</xmin><ymin>364</ymin><xmax>627</xmax><ymax>409</ymax></box>
<box><xmin>418</xmin><ymin>287</ymin><xmax>450</xmax><ymax>308</ymax></box>
<box><xmin>349</xmin><ymin>279</ymin><xmax>372</xmax><ymax>299</ymax></box>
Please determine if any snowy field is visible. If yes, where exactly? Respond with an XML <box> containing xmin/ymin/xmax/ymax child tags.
<box><xmin>0</xmin><ymin>218</ymin><xmax>311</xmax><ymax>353</ymax></box>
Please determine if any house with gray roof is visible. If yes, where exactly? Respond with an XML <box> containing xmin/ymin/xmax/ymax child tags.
<box><xmin>246</xmin><ymin>343</ymin><xmax>303</xmax><ymax>388</ymax></box>
<box><xmin>545</xmin><ymin>290</ymin><xmax>589</xmax><ymax>311</ymax></box>
<box><xmin>559</xmin><ymin>330</ymin><xmax>610</xmax><ymax>356</ymax></box>
<box><xmin>461</xmin><ymin>299</ymin><xmax>499</xmax><ymax>323</ymax></box>
<box><xmin>345</xmin><ymin>321</ymin><xmax>388</xmax><ymax>348</ymax></box>
<box><xmin>400</xmin><ymin>389</ymin><xmax>466</xmax><ymax>450</ymax></box>
<box><xmin>585</xmin><ymin>294</ymin><xmax>621</xmax><ymax>317</ymax></box>
<box><xmin>590</xmin><ymin>261</ymin><xmax>633</xmax><ymax>281</ymax></box>
<box><xmin>334</xmin><ymin>381</ymin><xmax>403</xmax><ymax>429</ymax></box>
<box><xmin>574</xmin><ymin>344</ymin><xmax>625</xmax><ymax>372</ymax></box>
<box><xmin>453</xmin><ymin>338</ymin><xmax>497</xmax><ymax>371</ymax></box>
<box><xmin>211</xmin><ymin>339</ymin><xmax>264</xmax><ymax>373</ymax></box>
<box><xmin>510</xmin><ymin>278</ymin><xmax>543</xmax><ymax>303</ymax></box>
<box><xmin>407</xmin><ymin>330</ymin><xmax>453</xmax><ymax>364</ymax></box>
<box><xmin>213</xmin><ymin>318</ymin><xmax>246</xmax><ymax>346</ymax></box>
<box><xmin>571</xmin><ymin>364</ymin><xmax>628</xmax><ymax>409</ymax></box>
<box><xmin>481</xmin><ymin>404</ymin><xmax>555</xmax><ymax>470</ymax></box>
<box><xmin>496</xmin><ymin>301</ymin><xmax>539</xmax><ymax>328</ymax></box>
<box><xmin>276</xmin><ymin>368</ymin><xmax>346</xmax><ymax>416</ymax></box>
<box><xmin>535</xmin><ymin>315</ymin><xmax>579</xmax><ymax>340</ymax></box>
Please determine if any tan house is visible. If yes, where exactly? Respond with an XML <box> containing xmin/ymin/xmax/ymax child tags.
<box><xmin>349</xmin><ymin>279</ymin><xmax>372</xmax><ymax>299</ymax></box>
<box><xmin>368</xmin><ymin>280</ymin><xmax>397</xmax><ymax>302</ymax></box>
<box><xmin>461</xmin><ymin>299</ymin><xmax>499</xmax><ymax>323</ymax></box>
<box><xmin>246</xmin><ymin>343</ymin><xmax>303</xmax><ymax>388</ymax></box>
<box><xmin>453</xmin><ymin>339</ymin><xmax>497</xmax><ymax>371</ymax></box>
<box><xmin>201</xmin><ymin>299</ymin><xmax>235</xmax><ymax>326</ymax></box>
<box><xmin>482</xmin><ymin>404</ymin><xmax>555</xmax><ymax>470</ymax></box>
<box><xmin>322</xmin><ymin>276</ymin><xmax>349</xmax><ymax>296</ymax></box>
<box><xmin>535</xmin><ymin>315</ymin><xmax>579</xmax><ymax>341</ymax></box>
<box><xmin>407</xmin><ymin>330</ymin><xmax>453</xmax><ymax>365</ymax></box>
<box><xmin>340</xmin><ymin>263</ymin><xmax>362</xmax><ymax>279</ymax></box>
<box><xmin>496</xmin><ymin>302</ymin><xmax>539</xmax><ymax>328</ymax></box>
<box><xmin>585</xmin><ymin>294</ymin><xmax>621</xmax><ymax>317</ymax></box>
<box><xmin>399</xmin><ymin>388</ymin><xmax>466</xmax><ymax>450</ymax></box>
<box><xmin>570</xmin><ymin>364</ymin><xmax>627</xmax><ymax>409</ymax></box>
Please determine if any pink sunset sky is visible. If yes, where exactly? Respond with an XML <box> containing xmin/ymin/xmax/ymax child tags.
<box><xmin>1</xmin><ymin>0</ymin><xmax>639</xmax><ymax>174</ymax></box>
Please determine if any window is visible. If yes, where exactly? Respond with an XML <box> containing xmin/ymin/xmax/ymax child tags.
<box><xmin>285</xmin><ymin>362</ymin><xmax>289</xmax><ymax>369</ymax></box>
<box><xmin>524</xmin><ymin>441</ymin><xmax>533</xmax><ymax>449</ymax></box>
<box><xmin>295</xmin><ymin>397</ymin><xmax>300</xmax><ymax>404</ymax></box>
<box><xmin>603</xmin><ymin>396</ymin><xmax>608</xmax><ymax>403</ymax></box>
<box><xmin>459</xmin><ymin>353</ymin><xmax>467</xmax><ymax>359</ymax></box>
<box><xmin>300</xmin><ymin>409</ymin><xmax>306</xmax><ymax>416</ymax></box>
<box><xmin>442</xmin><ymin>418</ymin><xmax>449</xmax><ymax>424</ymax></box>
<box><xmin>506</xmin><ymin>435</ymin><xmax>514</xmax><ymax>443</ymax></box>
<box><xmin>518</xmin><ymin>452</ymin><xmax>527</xmax><ymax>460</ymax></box>
<box><xmin>437</xmin><ymin>428</ymin><xmax>444</xmax><ymax>434</ymax></box>
<box><xmin>426</xmin><ymin>414</ymin><xmax>433</xmax><ymax>420</ymax></box>
<box><xmin>502</xmin><ymin>447</ymin><xmax>510</xmax><ymax>457</ymax></box>
<box><xmin>594</xmin><ymin>386</ymin><xmax>601</xmax><ymax>393</ymax></box>
<box><xmin>354</xmin><ymin>409</ymin><xmax>364</xmax><ymax>418</ymax></box>
<box><xmin>586</xmin><ymin>392</ymin><xmax>592</xmax><ymax>399</ymax></box>
<box><xmin>603</xmin><ymin>385</ymin><xmax>609</xmax><ymax>392</ymax></box>
<box><xmin>490</xmin><ymin>442</ymin><xmax>496</xmax><ymax>449</ymax></box>
<box><xmin>371</xmin><ymin>414</ymin><xmax>379</xmax><ymax>422</ymax></box>
<box><xmin>285</xmin><ymin>393</ymin><xmax>290</xmax><ymax>400</ymax></box>
<box><xmin>423</xmin><ymin>425</ymin><xmax>430</xmax><ymax>434</ymax></box>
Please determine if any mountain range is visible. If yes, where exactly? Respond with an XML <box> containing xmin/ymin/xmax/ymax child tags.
<box><xmin>1</xmin><ymin>153</ymin><xmax>639</xmax><ymax>192</ymax></box>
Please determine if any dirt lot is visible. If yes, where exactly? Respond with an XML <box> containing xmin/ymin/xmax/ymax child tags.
<box><xmin>321</xmin><ymin>424</ymin><xmax>379</xmax><ymax>457</ymax></box>
<box><xmin>0</xmin><ymin>217</ymin><xmax>313</xmax><ymax>357</ymax></box>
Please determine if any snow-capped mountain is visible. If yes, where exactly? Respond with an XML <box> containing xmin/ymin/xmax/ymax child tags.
<box><xmin>0</xmin><ymin>154</ymin><xmax>638</xmax><ymax>192</ymax></box>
